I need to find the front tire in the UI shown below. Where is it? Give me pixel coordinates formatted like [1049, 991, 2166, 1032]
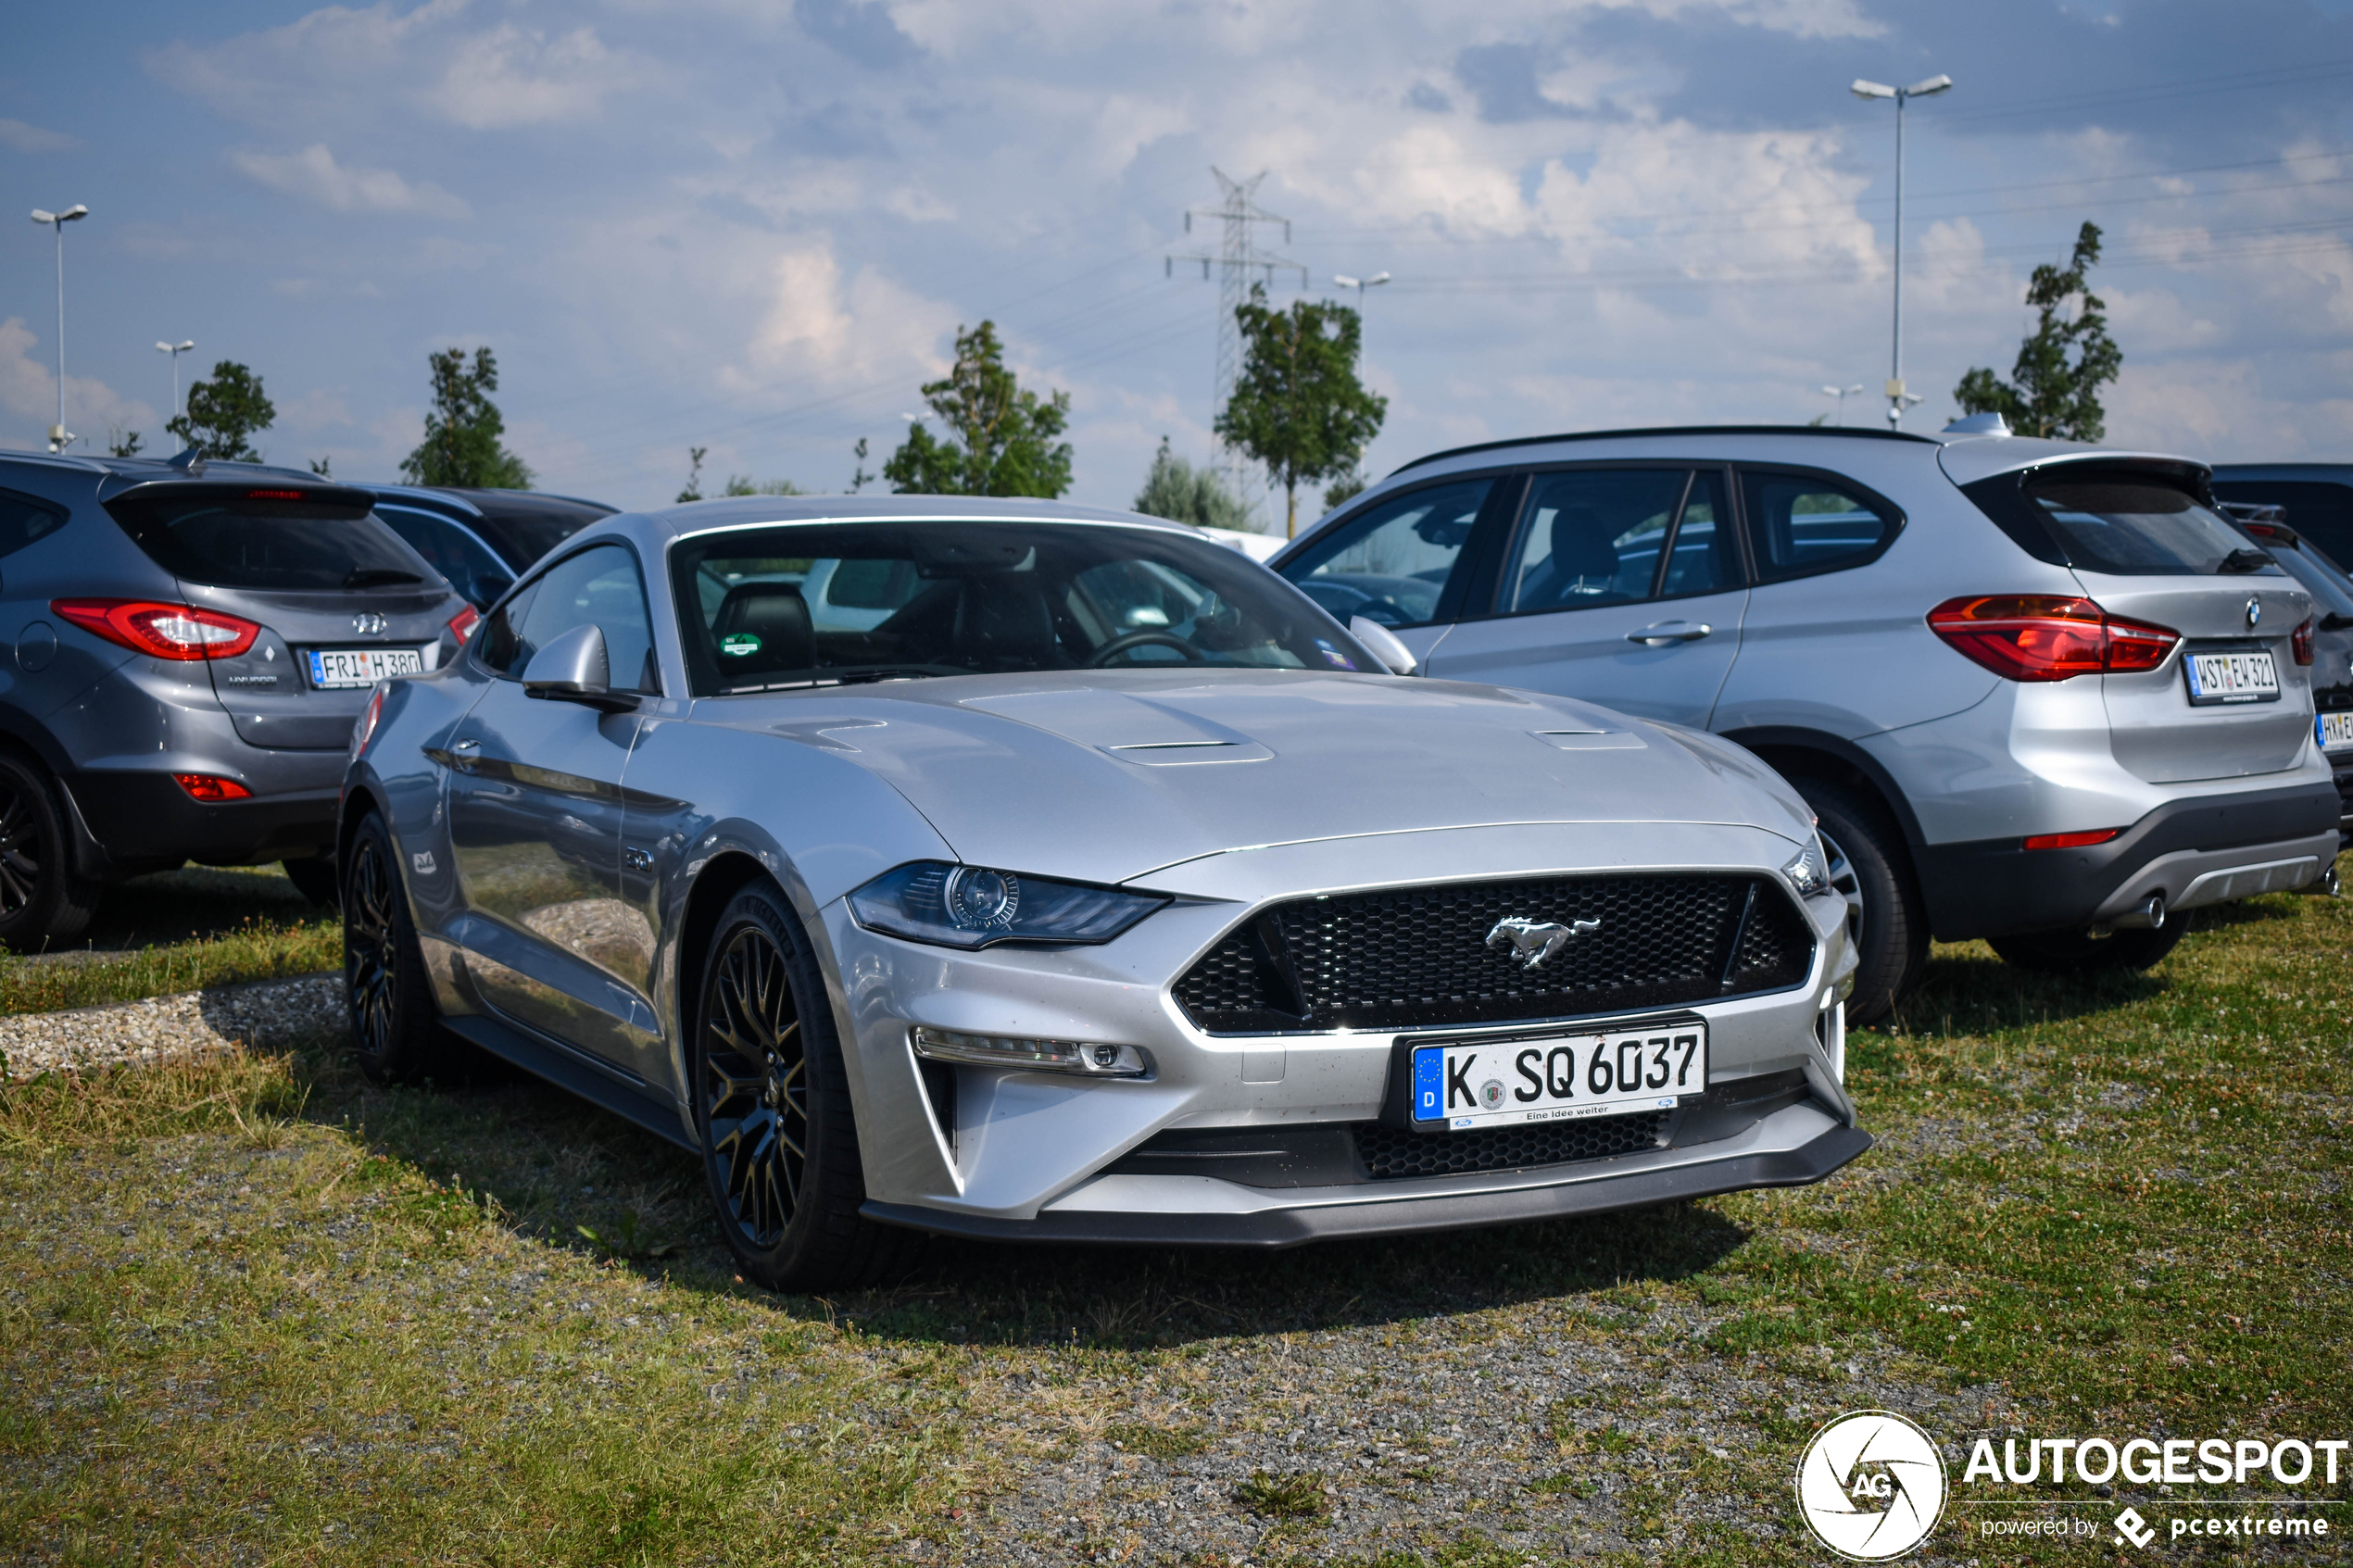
[694, 884, 922, 1292]
[0, 752, 101, 952]
[1987, 920, 2187, 972]
[343, 812, 471, 1085]
[1794, 776, 1927, 1030]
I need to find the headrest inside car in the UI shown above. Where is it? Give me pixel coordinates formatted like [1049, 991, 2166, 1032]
[712, 582, 814, 676]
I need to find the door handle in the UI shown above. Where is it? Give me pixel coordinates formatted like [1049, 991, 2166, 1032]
[1626, 621, 1712, 646]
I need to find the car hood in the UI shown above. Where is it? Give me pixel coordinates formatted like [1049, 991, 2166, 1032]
[694, 669, 1810, 887]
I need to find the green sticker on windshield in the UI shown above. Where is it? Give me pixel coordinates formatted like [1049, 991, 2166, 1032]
[720, 633, 762, 657]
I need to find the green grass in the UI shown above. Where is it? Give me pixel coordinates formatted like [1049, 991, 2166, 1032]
[0, 870, 2347, 1562]
[0, 863, 338, 1014]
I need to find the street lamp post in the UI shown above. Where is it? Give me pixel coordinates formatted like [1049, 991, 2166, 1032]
[1332, 270, 1390, 310]
[157, 340, 195, 428]
[1819, 383, 1865, 425]
[29, 205, 88, 452]
[1850, 75, 1950, 427]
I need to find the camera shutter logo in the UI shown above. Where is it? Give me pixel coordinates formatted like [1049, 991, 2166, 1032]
[1794, 1411, 1947, 1561]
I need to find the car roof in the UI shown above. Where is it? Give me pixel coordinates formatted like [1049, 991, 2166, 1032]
[0, 449, 326, 486]
[1389, 423, 1941, 476]
[635, 493, 1207, 545]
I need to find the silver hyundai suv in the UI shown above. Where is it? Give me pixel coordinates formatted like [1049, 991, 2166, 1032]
[0, 451, 473, 947]
[1272, 420, 2341, 1025]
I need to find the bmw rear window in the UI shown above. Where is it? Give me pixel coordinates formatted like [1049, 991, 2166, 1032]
[2026, 475, 2264, 577]
[105, 484, 432, 592]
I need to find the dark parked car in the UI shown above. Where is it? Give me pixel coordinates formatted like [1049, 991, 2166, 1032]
[2219, 503, 2353, 853]
[363, 485, 615, 609]
[0, 451, 474, 944]
[2212, 465, 2353, 570]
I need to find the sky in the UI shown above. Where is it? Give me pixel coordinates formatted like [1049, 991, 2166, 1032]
[6, 0, 2353, 524]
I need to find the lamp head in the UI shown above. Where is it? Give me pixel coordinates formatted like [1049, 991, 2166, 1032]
[1367, 270, 1391, 286]
[30, 209, 54, 224]
[60, 205, 87, 222]
[1904, 74, 1953, 98]
[1850, 80, 1896, 100]
[1334, 274, 1359, 289]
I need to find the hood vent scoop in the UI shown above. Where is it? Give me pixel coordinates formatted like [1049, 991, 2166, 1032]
[1532, 728, 1646, 751]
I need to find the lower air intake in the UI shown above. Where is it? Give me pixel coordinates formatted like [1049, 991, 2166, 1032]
[1355, 1111, 1669, 1180]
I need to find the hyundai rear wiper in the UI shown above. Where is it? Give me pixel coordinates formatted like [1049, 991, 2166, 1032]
[343, 567, 424, 588]
[2216, 548, 2274, 574]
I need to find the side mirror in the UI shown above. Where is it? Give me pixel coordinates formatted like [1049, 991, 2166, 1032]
[522, 623, 637, 713]
[1349, 614, 1419, 676]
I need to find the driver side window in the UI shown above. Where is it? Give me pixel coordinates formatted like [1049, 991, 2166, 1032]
[1277, 478, 1494, 628]
[480, 544, 661, 692]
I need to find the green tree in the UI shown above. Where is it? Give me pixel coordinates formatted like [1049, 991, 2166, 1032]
[166, 361, 274, 462]
[401, 346, 533, 489]
[723, 475, 804, 496]
[1133, 437, 1250, 531]
[107, 430, 144, 458]
[1322, 470, 1366, 511]
[1215, 285, 1386, 536]
[678, 445, 708, 503]
[883, 321, 1072, 497]
[1954, 221, 2121, 442]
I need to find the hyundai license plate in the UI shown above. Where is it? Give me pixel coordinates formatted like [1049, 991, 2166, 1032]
[307, 646, 423, 689]
[1410, 1022, 1706, 1131]
[2321, 712, 2353, 752]
[2184, 648, 2279, 706]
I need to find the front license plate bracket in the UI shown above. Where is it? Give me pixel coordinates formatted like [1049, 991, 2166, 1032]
[1379, 1013, 1708, 1133]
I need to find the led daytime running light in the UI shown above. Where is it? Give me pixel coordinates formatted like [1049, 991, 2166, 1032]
[912, 1026, 1150, 1078]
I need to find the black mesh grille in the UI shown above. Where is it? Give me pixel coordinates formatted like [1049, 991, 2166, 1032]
[1173, 875, 1814, 1034]
[1355, 1112, 1669, 1180]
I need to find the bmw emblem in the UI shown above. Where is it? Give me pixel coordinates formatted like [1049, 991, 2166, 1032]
[2246, 596, 2262, 630]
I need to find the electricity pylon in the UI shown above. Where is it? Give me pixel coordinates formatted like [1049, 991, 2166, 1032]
[1167, 168, 1305, 521]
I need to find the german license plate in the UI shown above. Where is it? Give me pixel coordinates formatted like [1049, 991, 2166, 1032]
[2320, 711, 2353, 751]
[2184, 648, 2279, 705]
[307, 646, 423, 689]
[1409, 1022, 1706, 1131]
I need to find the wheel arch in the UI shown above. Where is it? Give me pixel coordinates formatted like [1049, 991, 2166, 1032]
[673, 848, 775, 1046]
[1717, 726, 1927, 849]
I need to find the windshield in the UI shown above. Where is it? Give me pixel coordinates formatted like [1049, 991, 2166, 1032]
[2028, 476, 2271, 577]
[107, 486, 434, 592]
[672, 521, 1373, 696]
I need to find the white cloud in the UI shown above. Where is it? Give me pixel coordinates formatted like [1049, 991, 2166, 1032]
[0, 118, 77, 152]
[0, 318, 158, 450]
[429, 22, 628, 129]
[230, 144, 472, 219]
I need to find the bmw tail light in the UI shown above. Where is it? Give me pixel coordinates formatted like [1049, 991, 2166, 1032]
[1926, 596, 2180, 682]
[2293, 614, 2317, 667]
[447, 605, 481, 645]
[52, 598, 262, 661]
[172, 772, 252, 801]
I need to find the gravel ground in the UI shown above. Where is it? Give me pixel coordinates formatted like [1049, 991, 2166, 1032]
[0, 974, 341, 1079]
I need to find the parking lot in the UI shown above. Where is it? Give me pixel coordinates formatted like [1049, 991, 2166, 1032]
[2, 864, 2344, 1564]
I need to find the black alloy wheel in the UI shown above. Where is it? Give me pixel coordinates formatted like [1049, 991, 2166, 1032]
[693, 884, 922, 1292]
[701, 922, 810, 1249]
[0, 752, 101, 952]
[343, 812, 471, 1085]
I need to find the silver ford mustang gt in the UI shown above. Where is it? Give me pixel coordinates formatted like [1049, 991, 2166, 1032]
[338, 496, 1869, 1290]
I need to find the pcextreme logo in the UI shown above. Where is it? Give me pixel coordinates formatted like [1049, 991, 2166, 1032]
[1795, 1411, 1949, 1561]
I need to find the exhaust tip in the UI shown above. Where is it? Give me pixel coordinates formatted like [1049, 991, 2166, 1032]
[2143, 893, 2166, 930]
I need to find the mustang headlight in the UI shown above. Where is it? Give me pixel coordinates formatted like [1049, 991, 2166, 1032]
[848, 860, 1168, 949]
[1782, 839, 1835, 899]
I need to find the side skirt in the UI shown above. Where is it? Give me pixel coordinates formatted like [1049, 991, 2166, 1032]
[442, 1012, 695, 1151]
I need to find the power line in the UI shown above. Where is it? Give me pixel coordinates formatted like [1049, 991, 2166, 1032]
[1166, 168, 1307, 512]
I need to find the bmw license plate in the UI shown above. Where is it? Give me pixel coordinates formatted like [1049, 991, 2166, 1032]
[307, 646, 423, 689]
[2184, 648, 2279, 706]
[2320, 711, 2353, 752]
[1409, 1022, 1706, 1131]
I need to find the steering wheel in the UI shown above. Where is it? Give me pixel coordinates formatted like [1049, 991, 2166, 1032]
[1086, 630, 1205, 667]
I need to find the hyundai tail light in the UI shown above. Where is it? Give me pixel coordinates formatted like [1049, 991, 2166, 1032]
[2023, 828, 2120, 850]
[52, 598, 262, 661]
[1926, 596, 2180, 682]
[447, 605, 481, 644]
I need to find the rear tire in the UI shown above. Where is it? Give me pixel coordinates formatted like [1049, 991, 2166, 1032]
[1793, 776, 1927, 1030]
[693, 883, 923, 1293]
[343, 812, 472, 1085]
[0, 753, 102, 952]
[283, 854, 339, 907]
[1987, 920, 2187, 972]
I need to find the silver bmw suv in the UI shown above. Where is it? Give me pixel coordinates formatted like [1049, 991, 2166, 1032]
[1273, 420, 2341, 1025]
[0, 451, 472, 947]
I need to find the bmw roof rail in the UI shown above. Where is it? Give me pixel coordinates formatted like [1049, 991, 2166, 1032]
[1389, 422, 1941, 476]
